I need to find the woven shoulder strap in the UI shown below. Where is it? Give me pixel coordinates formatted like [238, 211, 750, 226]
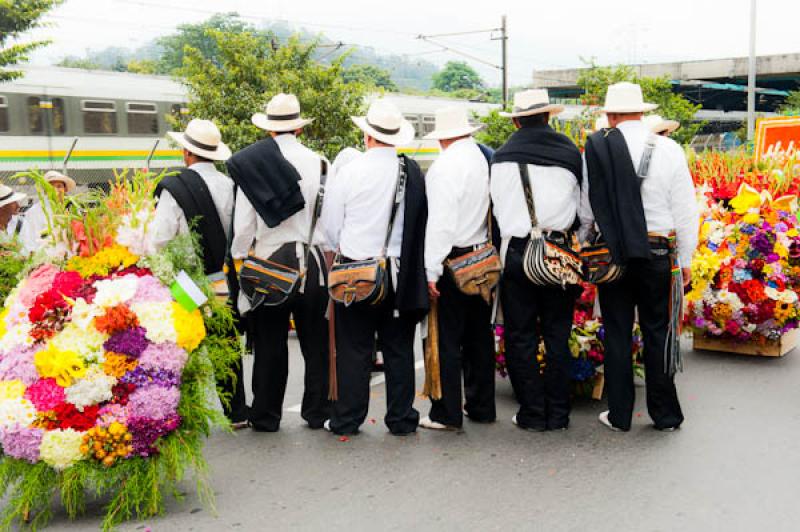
[381, 157, 406, 256]
[517, 163, 539, 231]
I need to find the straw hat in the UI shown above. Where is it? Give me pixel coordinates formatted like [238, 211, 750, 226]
[43, 170, 76, 193]
[499, 89, 564, 118]
[251, 93, 314, 133]
[352, 99, 415, 146]
[602, 82, 658, 113]
[423, 106, 484, 140]
[167, 119, 231, 161]
[0, 184, 26, 209]
[642, 114, 680, 135]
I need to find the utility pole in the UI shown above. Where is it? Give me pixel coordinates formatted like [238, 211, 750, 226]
[500, 15, 508, 108]
[746, 0, 757, 142]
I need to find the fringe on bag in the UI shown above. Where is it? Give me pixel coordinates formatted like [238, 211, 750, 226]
[664, 246, 684, 376]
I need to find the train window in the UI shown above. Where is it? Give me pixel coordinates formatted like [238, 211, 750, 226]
[127, 102, 158, 134]
[51, 98, 66, 134]
[422, 116, 436, 135]
[27, 97, 43, 133]
[82, 100, 117, 134]
[404, 115, 420, 138]
[0, 96, 8, 132]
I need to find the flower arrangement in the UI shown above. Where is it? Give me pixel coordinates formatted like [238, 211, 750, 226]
[687, 177, 800, 342]
[0, 170, 241, 530]
[494, 283, 644, 397]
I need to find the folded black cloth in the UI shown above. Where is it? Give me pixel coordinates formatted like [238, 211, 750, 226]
[226, 137, 305, 228]
[491, 123, 582, 182]
[584, 129, 650, 265]
[395, 155, 430, 321]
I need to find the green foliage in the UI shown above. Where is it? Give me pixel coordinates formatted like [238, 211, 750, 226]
[779, 90, 800, 115]
[0, 240, 25, 303]
[0, 0, 62, 81]
[125, 59, 159, 75]
[177, 30, 366, 159]
[432, 61, 485, 92]
[576, 61, 704, 146]
[56, 57, 102, 70]
[474, 108, 515, 149]
[341, 64, 397, 92]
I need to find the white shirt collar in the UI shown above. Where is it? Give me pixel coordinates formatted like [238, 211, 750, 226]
[274, 133, 299, 148]
[365, 146, 397, 159]
[616, 119, 647, 133]
[444, 137, 475, 152]
[189, 161, 217, 172]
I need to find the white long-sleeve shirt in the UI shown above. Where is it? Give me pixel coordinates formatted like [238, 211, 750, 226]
[18, 202, 48, 254]
[424, 138, 490, 283]
[230, 134, 326, 261]
[490, 161, 580, 238]
[321, 146, 404, 260]
[578, 119, 699, 267]
[150, 161, 234, 251]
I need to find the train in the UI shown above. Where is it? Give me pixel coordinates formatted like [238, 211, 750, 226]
[0, 65, 759, 183]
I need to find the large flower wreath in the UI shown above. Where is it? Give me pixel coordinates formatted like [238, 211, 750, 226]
[0, 171, 240, 530]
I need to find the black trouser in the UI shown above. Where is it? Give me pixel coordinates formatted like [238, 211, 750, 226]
[330, 277, 419, 435]
[598, 254, 683, 431]
[501, 237, 579, 430]
[248, 252, 330, 431]
[428, 253, 496, 427]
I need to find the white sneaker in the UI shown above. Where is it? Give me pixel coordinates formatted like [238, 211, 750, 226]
[419, 416, 459, 431]
[598, 411, 623, 432]
[323, 419, 332, 432]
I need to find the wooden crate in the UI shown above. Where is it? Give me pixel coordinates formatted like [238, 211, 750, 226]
[693, 328, 800, 357]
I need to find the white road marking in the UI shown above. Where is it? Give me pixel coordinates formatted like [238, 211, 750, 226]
[284, 359, 425, 413]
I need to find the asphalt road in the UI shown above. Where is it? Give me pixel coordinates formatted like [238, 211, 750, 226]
[41, 335, 800, 531]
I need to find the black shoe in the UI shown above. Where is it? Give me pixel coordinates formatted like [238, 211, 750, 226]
[512, 415, 546, 432]
[250, 423, 280, 432]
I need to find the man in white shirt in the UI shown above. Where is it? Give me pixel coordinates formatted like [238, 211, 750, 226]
[418, 107, 496, 431]
[228, 93, 331, 432]
[18, 171, 75, 254]
[580, 82, 699, 432]
[0, 184, 26, 240]
[491, 89, 583, 432]
[321, 99, 428, 436]
[152, 118, 249, 428]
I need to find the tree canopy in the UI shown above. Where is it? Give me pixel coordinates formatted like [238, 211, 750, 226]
[178, 30, 366, 160]
[779, 90, 800, 115]
[576, 61, 703, 146]
[432, 61, 485, 92]
[0, 0, 62, 82]
[341, 64, 397, 92]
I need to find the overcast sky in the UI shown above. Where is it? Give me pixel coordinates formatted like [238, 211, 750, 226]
[22, 0, 800, 86]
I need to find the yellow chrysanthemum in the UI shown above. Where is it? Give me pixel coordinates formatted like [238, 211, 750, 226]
[66, 245, 139, 278]
[172, 302, 206, 353]
[34, 344, 87, 387]
[0, 308, 8, 340]
[0, 380, 26, 401]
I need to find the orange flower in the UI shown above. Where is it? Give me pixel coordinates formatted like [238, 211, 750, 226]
[102, 352, 138, 378]
[94, 304, 140, 335]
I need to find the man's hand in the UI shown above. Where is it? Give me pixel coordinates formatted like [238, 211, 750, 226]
[682, 266, 692, 288]
[428, 281, 440, 299]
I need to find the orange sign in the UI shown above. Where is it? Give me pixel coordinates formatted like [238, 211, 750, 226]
[754, 116, 800, 160]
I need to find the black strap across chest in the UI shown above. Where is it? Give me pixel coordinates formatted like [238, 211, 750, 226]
[156, 168, 227, 275]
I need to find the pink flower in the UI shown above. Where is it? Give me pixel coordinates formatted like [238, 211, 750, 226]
[17, 264, 59, 308]
[132, 275, 173, 304]
[137, 342, 188, 374]
[127, 385, 180, 420]
[0, 345, 43, 386]
[24, 378, 66, 411]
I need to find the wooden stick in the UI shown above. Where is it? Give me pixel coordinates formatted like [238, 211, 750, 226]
[422, 297, 442, 400]
[324, 251, 338, 401]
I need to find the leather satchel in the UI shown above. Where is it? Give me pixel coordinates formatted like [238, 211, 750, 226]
[239, 160, 328, 308]
[579, 133, 657, 284]
[518, 163, 583, 287]
[328, 158, 406, 307]
[444, 217, 501, 304]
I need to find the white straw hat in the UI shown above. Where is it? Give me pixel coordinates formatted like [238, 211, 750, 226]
[602, 82, 658, 113]
[0, 184, 26, 209]
[423, 106, 484, 140]
[500, 89, 564, 118]
[251, 93, 314, 133]
[43, 170, 76, 193]
[352, 99, 415, 146]
[167, 119, 231, 161]
[642, 114, 680, 135]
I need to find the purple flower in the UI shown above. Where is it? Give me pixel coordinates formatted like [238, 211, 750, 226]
[104, 326, 149, 357]
[127, 385, 180, 420]
[120, 366, 180, 388]
[766, 253, 780, 264]
[138, 342, 188, 374]
[132, 275, 172, 304]
[750, 233, 773, 256]
[0, 425, 44, 463]
[0, 345, 43, 386]
[127, 414, 180, 457]
[775, 222, 789, 233]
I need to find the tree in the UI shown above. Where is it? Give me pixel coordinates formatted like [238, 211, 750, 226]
[0, 0, 62, 82]
[474, 109, 515, 149]
[157, 13, 273, 74]
[178, 30, 366, 160]
[576, 61, 703, 146]
[779, 90, 800, 115]
[341, 64, 397, 92]
[432, 61, 485, 92]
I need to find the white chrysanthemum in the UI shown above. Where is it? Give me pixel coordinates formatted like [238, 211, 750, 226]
[0, 397, 36, 429]
[116, 210, 157, 257]
[64, 366, 116, 411]
[0, 321, 34, 353]
[716, 290, 744, 312]
[39, 429, 84, 470]
[51, 322, 106, 362]
[130, 301, 176, 344]
[93, 276, 138, 308]
[70, 297, 102, 330]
